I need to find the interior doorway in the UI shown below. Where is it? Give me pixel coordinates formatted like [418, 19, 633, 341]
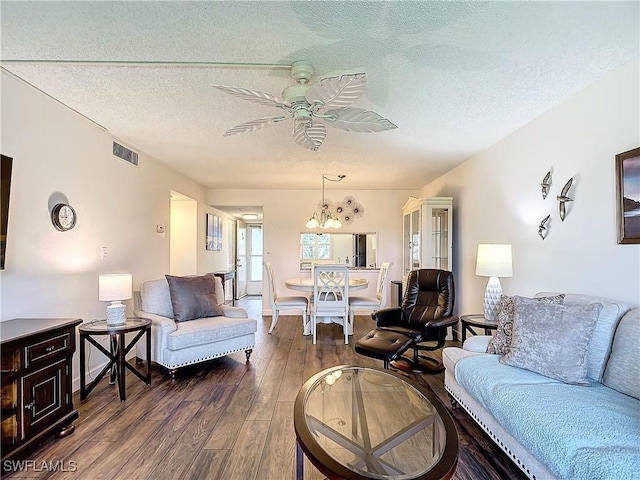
[246, 224, 263, 295]
[169, 191, 197, 275]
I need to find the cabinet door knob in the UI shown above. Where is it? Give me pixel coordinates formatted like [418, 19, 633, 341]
[24, 401, 35, 411]
[45, 346, 55, 353]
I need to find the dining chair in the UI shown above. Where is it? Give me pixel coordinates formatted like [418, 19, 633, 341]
[311, 264, 350, 344]
[348, 261, 392, 325]
[311, 259, 336, 274]
[263, 261, 310, 334]
[349, 262, 393, 325]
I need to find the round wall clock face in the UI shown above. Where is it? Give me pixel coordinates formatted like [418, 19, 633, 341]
[51, 203, 77, 231]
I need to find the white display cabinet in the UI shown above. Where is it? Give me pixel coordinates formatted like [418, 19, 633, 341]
[402, 197, 453, 279]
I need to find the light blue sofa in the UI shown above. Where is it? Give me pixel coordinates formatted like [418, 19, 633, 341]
[443, 294, 639, 480]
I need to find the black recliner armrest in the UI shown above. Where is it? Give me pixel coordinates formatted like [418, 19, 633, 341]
[371, 307, 402, 327]
[426, 315, 459, 329]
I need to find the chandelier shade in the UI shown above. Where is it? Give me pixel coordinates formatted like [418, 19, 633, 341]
[306, 175, 345, 229]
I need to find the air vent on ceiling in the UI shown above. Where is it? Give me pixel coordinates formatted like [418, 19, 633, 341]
[112, 141, 139, 166]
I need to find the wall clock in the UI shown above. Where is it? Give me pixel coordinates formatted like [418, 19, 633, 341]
[51, 203, 77, 231]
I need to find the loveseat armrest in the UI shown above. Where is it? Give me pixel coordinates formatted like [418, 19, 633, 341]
[220, 305, 249, 318]
[133, 310, 178, 335]
[463, 335, 492, 353]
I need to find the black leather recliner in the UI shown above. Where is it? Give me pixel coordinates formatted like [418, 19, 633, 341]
[355, 269, 458, 372]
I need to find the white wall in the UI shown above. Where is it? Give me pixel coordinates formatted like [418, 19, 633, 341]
[0, 70, 230, 389]
[207, 188, 416, 312]
[170, 195, 197, 275]
[419, 59, 640, 316]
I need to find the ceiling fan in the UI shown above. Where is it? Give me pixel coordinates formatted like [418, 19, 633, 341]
[212, 60, 397, 151]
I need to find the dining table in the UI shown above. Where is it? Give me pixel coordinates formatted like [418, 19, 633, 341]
[285, 276, 369, 335]
[285, 277, 369, 293]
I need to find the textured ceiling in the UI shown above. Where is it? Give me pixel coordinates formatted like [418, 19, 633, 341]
[1, 1, 638, 190]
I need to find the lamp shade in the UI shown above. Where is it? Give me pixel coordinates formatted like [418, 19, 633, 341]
[99, 274, 132, 302]
[475, 244, 513, 278]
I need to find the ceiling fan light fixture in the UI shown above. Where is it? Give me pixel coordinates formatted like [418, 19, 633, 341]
[214, 60, 397, 151]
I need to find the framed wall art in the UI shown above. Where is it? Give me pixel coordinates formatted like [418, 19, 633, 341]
[214, 214, 222, 251]
[206, 213, 222, 251]
[615, 147, 640, 244]
[206, 213, 215, 250]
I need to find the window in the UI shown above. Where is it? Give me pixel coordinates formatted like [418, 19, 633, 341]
[301, 233, 332, 261]
[249, 225, 263, 281]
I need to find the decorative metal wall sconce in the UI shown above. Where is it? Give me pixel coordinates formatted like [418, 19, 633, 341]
[335, 196, 364, 225]
[541, 171, 552, 199]
[538, 214, 550, 240]
[557, 178, 574, 221]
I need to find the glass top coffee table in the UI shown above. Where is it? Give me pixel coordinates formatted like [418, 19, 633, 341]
[294, 366, 458, 480]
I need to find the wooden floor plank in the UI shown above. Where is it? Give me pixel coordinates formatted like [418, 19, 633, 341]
[256, 401, 295, 478]
[218, 420, 270, 480]
[48, 441, 112, 480]
[111, 400, 204, 479]
[72, 419, 162, 479]
[181, 450, 229, 480]
[4, 297, 528, 480]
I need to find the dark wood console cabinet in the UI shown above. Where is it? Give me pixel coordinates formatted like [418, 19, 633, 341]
[1, 318, 82, 465]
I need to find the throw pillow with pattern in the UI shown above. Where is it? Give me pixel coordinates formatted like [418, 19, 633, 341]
[486, 293, 565, 355]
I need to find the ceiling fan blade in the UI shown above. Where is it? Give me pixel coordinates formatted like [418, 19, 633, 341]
[223, 115, 291, 136]
[306, 73, 367, 109]
[322, 108, 397, 132]
[292, 121, 326, 151]
[212, 85, 288, 109]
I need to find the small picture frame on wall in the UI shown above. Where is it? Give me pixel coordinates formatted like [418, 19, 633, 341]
[206, 213, 215, 250]
[207, 213, 222, 251]
[615, 147, 640, 244]
[214, 215, 222, 251]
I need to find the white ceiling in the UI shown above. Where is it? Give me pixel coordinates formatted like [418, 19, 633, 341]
[1, 2, 638, 190]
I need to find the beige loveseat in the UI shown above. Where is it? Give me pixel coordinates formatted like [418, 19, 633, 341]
[133, 275, 257, 378]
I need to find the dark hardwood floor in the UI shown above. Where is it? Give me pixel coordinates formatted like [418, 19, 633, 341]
[4, 297, 528, 480]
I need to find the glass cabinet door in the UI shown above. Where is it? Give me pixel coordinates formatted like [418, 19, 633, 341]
[403, 213, 411, 277]
[428, 206, 450, 270]
[402, 197, 453, 277]
[411, 209, 421, 270]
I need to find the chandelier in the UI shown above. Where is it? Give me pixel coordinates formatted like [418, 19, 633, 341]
[305, 174, 346, 229]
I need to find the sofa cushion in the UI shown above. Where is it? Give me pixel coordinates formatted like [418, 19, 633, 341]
[166, 316, 257, 351]
[538, 293, 633, 382]
[166, 274, 224, 322]
[487, 294, 565, 355]
[602, 308, 640, 400]
[500, 297, 601, 385]
[140, 279, 175, 318]
[455, 354, 640, 480]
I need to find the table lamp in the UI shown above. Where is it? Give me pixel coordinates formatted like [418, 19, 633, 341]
[99, 273, 132, 326]
[475, 244, 513, 321]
